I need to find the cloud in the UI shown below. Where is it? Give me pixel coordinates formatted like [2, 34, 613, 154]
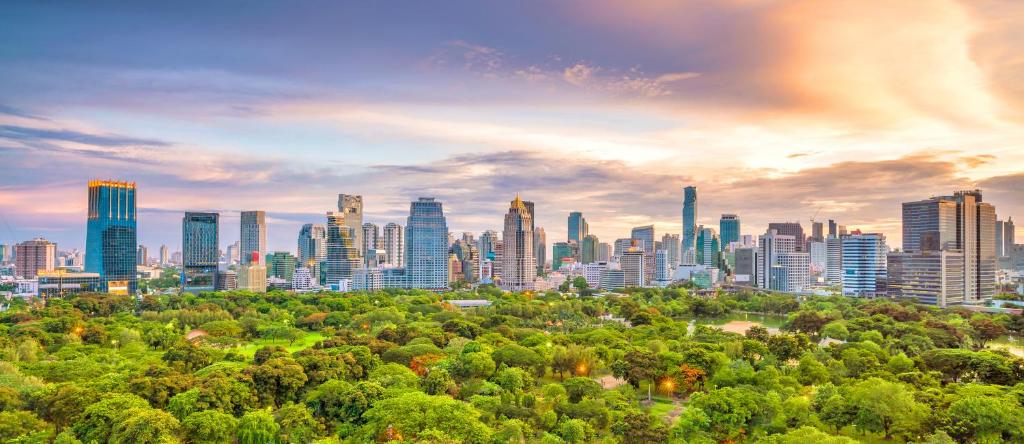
[0, 124, 171, 148]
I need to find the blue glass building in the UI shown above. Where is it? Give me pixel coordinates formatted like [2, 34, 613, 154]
[567, 211, 587, 244]
[682, 186, 698, 255]
[405, 198, 449, 290]
[85, 180, 137, 295]
[719, 214, 740, 250]
[182, 212, 219, 293]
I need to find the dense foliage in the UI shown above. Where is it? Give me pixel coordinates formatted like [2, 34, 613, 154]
[1, 285, 1023, 443]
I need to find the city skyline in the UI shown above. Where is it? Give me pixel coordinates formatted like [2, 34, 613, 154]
[2, 1, 1024, 253]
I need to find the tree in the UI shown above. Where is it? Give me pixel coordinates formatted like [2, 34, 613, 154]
[109, 407, 182, 444]
[847, 378, 925, 440]
[611, 348, 659, 388]
[572, 276, 588, 291]
[183, 410, 238, 444]
[818, 395, 855, 434]
[760, 426, 860, 444]
[611, 410, 669, 444]
[558, 418, 594, 443]
[944, 395, 1024, 443]
[492, 344, 546, 375]
[275, 403, 324, 443]
[73, 394, 150, 443]
[0, 411, 48, 442]
[162, 341, 213, 372]
[969, 318, 1007, 349]
[245, 357, 308, 407]
[237, 410, 279, 444]
[795, 354, 830, 385]
[360, 392, 492, 443]
[562, 377, 603, 403]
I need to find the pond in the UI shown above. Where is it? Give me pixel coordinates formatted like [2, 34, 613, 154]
[680, 312, 789, 335]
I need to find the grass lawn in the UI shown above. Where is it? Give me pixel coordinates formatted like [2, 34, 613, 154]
[234, 331, 326, 358]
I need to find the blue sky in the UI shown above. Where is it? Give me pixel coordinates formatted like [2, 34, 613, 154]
[2, 0, 1023, 255]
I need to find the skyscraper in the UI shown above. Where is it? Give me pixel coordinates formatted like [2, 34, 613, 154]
[902, 190, 996, 302]
[85, 180, 137, 294]
[696, 227, 720, 267]
[478, 230, 498, 261]
[15, 238, 55, 279]
[811, 221, 824, 242]
[551, 242, 576, 270]
[182, 212, 219, 293]
[405, 198, 449, 290]
[567, 212, 588, 244]
[826, 236, 843, 285]
[631, 225, 655, 255]
[841, 232, 888, 297]
[768, 222, 806, 252]
[362, 222, 380, 255]
[581, 234, 600, 264]
[757, 229, 799, 291]
[534, 227, 547, 274]
[338, 194, 364, 257]
[136, 245, 148, 266]
[661, 234, 680, 267]
[383, 222, 405, 267]
[501, 195, 536, 291]
[719, 214, 740, 250]
[620, 241, 646, 287]
[996, 219, 1005, 258]
[159, 245, 169, 266]
[267, 251, 297, 282]
[325, 212, 361, 287]
[1006, 217, 1016, 252]
[240, 211, 266, 265]
[682, 186, 698, 257]
[0, 244, 11, 264]
[298, 223, 327, 282]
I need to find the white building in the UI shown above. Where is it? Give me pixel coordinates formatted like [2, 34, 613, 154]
[841, 232, 888, 297]
[292, 267, 314, 291]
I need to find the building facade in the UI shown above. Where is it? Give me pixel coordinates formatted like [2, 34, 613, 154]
[382, 222, 405, 267]
[719, 214, 740, 251]
[182, 212, 219, 294]
[501, 196, 536, 291]
[240, 210, 267, 265]
[338, 194, 364, 257]
[841, 232, 888, 297]
[298, 223, 327, 284]
[325, 212, 361, 286]
[85, 180, 137, 294]
[567, 212, 588, 244]
[15, 238, 55, 279]
[682, 186, 698, 257]
[405, 198, 449, 290]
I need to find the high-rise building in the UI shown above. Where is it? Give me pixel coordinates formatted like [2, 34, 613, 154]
[811, 221, 824, 243]
[682, 186, 698, 257]
[809, 241, 827, 275]
[768, 222, 806, 252]
[654, 249, 671, 282]
[240, 211, 267, 265]
[734, 247, 756, 284]
[719, 215, 740, 251]
[0, 244, 11, 264]
[567, 212, 588, 244]
[888, 250, 965, 307]
[297, 223, 327, 284]
[182, 212, 219, 294]
[756, 229, 798, 291]
[292, 268, 314, 291]
[492, 240, 504, 280]
[1006, 217, 1016, 251]
[552, 242, 576, 270]
[382, 223, 405, 267]
[841, 232, 888, 297]
[137, 245, 148, 266]
[523, 201, 536, 231]
[613, 238, 633, 259]
[226, 241, 240, 264]
[267, 251, 296, 282]
[826, 236, 843, 285]
[631, 225, 655, 255]
[597, 242, 612, 262]
[325, 212, 361, 287]
[534, 227, 547, 274]
[478, 230, 498, 261]
[620, 241, 647, 287]
[581, 234, 600, 264]
[996, 219, 1005, 258]
[501, 195, 536, 291]
[215, 270, 237, 291]
[159, 245, 169, 267]
[696, 227, 720, 267]
[661, 234, 680, 267]
[238, 251, 267, 292]
[775, 252, 810, 293]
[15, 238, 55, 279]
[85, 180, 137, 294]
[338, 194, 364, 257]
[362, 223, 380, 255]
[902, 190, 996, 302]
[405, 198, 449, 290]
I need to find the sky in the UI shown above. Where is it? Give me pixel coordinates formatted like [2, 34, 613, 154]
[2, 0, 1023, 255]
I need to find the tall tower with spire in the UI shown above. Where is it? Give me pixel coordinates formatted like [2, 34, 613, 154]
[501, 195, 536, 291]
